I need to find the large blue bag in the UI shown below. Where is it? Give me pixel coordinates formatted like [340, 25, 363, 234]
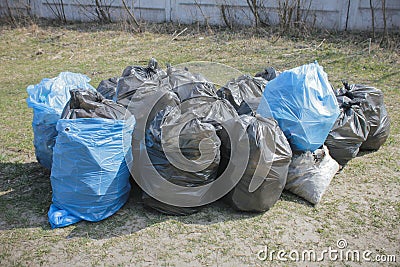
[48, 116, 135, 228]
[257, 63, 340, 152]
[26, 72, 94, 169]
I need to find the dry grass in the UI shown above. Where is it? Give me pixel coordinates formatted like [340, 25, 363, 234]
[0, 21, 399, 266]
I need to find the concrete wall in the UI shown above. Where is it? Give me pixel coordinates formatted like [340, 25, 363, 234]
[0, 0, 399, 31]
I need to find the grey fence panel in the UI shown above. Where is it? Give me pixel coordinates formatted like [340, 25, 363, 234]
[0, 0, 399, 31]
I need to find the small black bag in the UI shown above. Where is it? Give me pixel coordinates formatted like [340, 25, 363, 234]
[336, 83, 390, 151]
[325, 96, 370, 166]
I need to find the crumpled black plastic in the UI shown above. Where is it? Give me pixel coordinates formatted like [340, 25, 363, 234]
[96, 77, 118, 100]
[237, 97, 261, 116]
[224, 114, 292, 212]
[143, 96, 242, 215]
[325, 96, 370, 166]
[114, 59, 179, 140]
[166, 65, 217, 102]
[336, 82, 390, 151]
[61, 89, 131, 120]
[122, 58, 162, 78]
[146, 105, 221, 187]
[255, 66, 279, 81]
[114, 58, 168, 108]
[217, 75, 267, 110]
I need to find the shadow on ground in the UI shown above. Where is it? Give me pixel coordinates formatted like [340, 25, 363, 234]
[0, 162, 51, 230]
[0, 161, 310, 240]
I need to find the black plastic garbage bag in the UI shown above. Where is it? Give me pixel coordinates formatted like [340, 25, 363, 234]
[146, 106, 221, 186]
[217, 75, 266, 110]
[166, 66, 217, 102]
[255, 66, 279, 81]
[143, 101, 220, 215]
[142, 108, 212, 215]
[337, 83, 390, 151]
[225, 114, 292, 212]
[62, 89, 129, 120]
[325, 96, 370, 166]
[121, 58, 164, 79]
[237, 97, 261, 116]
[285, 146, 339, 205]
[119, 80, 180, 141]
[96, 77, 118, 100]
[141, 96, 245, 215]
[114, 59, 179, 141]
[113, 60, 197, 216]
[114, 58, 167, 108]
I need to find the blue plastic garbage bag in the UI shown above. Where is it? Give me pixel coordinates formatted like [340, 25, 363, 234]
[48, 116, 135, 228]
[26, 72, 95, 169]
[257, 62, 340, 152]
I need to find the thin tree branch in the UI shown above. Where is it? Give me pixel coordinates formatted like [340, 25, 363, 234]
[121, 0, 139, 28]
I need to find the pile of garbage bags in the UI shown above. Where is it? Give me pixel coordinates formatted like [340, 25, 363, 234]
[26, 59, 390, 228]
